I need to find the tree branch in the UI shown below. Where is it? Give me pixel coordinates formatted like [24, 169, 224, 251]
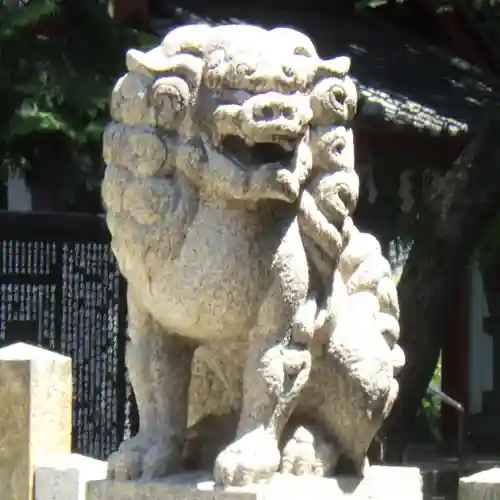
[451, 0, 500, 73]
[384, 103, 500, 461]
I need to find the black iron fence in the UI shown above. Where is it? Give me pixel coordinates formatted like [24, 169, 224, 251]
[0, 210, 138, 460]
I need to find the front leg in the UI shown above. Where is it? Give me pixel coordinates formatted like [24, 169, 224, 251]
[214, 278, 314, 486]
[107, 288, 196, 480]
[214, 335, 312, 486]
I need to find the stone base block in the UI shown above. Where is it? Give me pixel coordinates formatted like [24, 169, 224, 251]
[35, 454, 107, 500]
[87, 466, 422, 500]
[459, 467, 500, 500]
[0, 343, 72, 500]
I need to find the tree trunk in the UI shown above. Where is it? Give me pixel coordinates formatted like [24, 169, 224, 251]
[383, 105, 500, 462]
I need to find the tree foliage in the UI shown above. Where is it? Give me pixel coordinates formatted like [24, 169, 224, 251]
[0, 0, 159, 208]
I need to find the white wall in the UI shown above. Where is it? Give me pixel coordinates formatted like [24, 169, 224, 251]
[468, 262, 494, 415]
[7, 173, 32, 211]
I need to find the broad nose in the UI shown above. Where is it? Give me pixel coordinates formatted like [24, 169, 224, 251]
[252, 102, 296, 122]
[241, 92, 312, 139]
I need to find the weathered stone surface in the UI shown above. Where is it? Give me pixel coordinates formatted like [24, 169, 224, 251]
[102, 23, 403, 487]
[0, 342, 72, 500]
[35, 454, 107, 500]
[459, 467, 500, 500]
[88, 467, 422, 500]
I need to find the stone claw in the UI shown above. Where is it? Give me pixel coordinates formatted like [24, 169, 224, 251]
[214, 430, 281, 487]
[106, 433, 182, 481]
[280, 425, 338, 477]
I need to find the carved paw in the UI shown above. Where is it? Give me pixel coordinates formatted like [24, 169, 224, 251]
[213, 430, 281, 486]
[107, 433, 182, 480]
[252, 164, 300, 202]
[275, 168, 301, 202]
[281, 426, 338, 477]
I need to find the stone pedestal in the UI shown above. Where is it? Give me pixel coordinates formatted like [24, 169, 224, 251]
[459, 467, 500, 500]
[35, 454, 108, 500]
[0, 343, 72, 500]
[87, 466, 422, 500]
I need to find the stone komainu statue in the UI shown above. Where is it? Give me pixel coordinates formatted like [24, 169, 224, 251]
[102, 23, 404, 487]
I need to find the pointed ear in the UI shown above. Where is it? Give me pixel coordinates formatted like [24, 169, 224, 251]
[126, 48, 204, 90]
[125, 48, 171, 76]
[315, 56, 351, 81]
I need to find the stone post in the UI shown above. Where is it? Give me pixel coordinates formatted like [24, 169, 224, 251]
[35, 454, 107, 500]
[459, 468, 500, 500]
[0, 342, 72, 500]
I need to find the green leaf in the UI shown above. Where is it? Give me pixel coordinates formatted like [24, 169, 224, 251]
[0, 0, 160, 204]
[8, 100, 70, 137]
[0, 0, 59, 40]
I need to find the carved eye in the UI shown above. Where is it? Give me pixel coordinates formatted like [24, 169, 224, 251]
[236, 63, 255, 76]
[330, 86, 346, 106]
[282, 65, 294, 78]
[330, 138, 346, 156]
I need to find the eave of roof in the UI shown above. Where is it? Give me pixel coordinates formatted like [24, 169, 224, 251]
[356, 85, 470, 136]
[150, 6, 498, 138]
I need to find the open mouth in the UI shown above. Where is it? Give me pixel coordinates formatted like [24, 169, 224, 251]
[219, 135, 296, 169]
